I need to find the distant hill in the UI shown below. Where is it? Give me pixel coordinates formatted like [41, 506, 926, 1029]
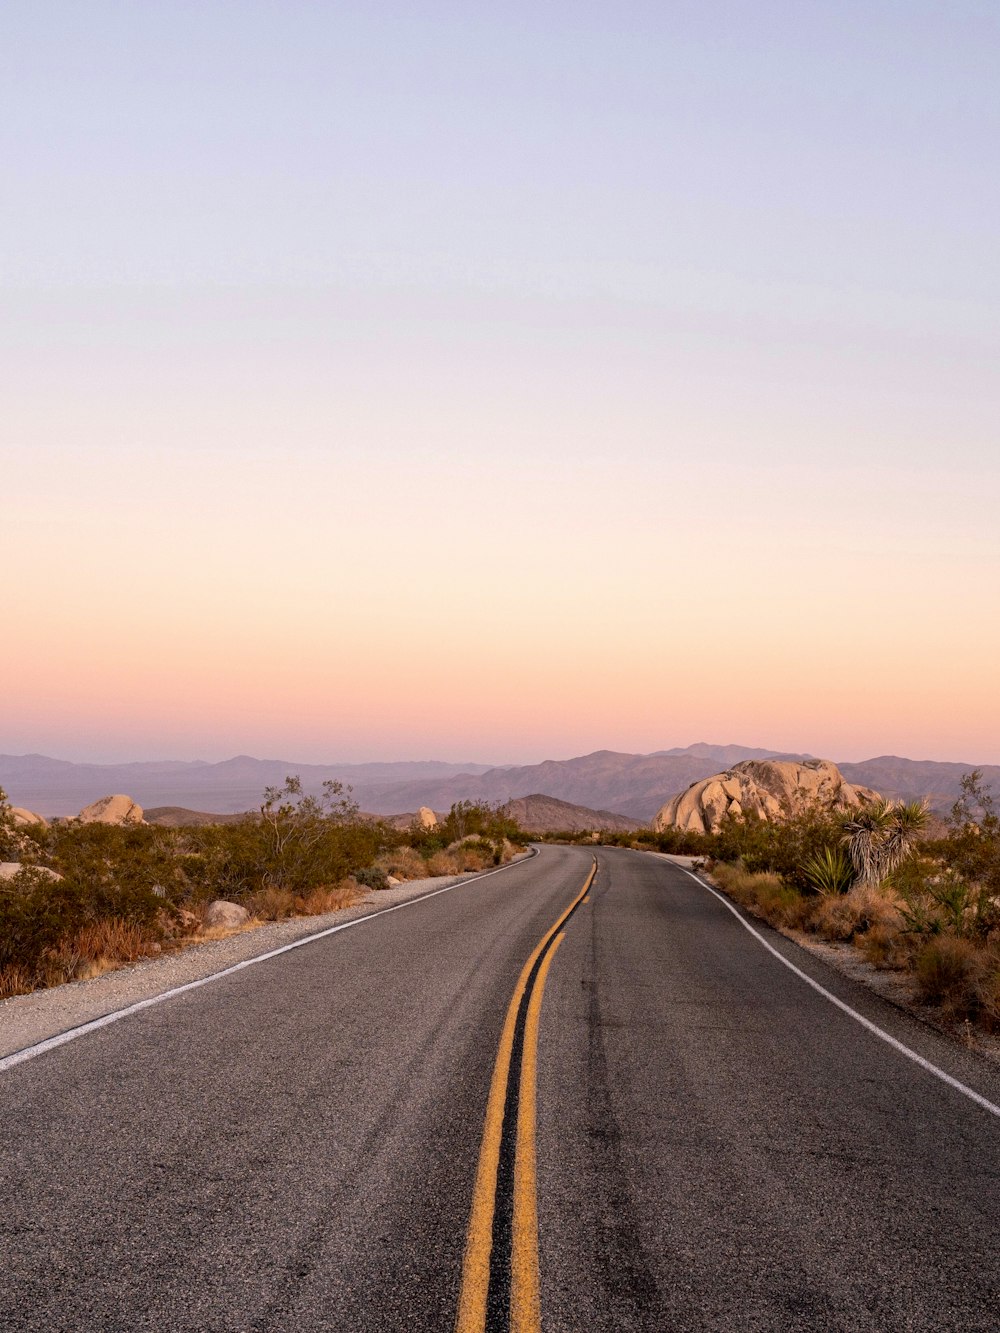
[501, 794, 643, 833]
[838, 756, 1000, 811]
[355, 750, 729, 821]
[3, 745, 997, 821]
[654, 742, 799, 764]
[143, 807, 250, 827]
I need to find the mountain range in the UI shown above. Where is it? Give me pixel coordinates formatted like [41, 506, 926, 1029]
[2, 744, 996, 821]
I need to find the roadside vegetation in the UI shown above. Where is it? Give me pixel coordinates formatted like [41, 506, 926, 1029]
[0, 784, 524, 999]
[543, 773, 1000, 1035]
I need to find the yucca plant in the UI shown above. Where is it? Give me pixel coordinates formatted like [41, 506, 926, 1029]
[843, 800, 928, 888]
[801, 845, 855, 896]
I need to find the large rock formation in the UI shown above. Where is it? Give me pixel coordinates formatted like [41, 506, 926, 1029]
[653, 759, 878, 835]
[78, 795, 145, 826]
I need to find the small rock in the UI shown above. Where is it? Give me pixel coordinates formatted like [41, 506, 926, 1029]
[386, 875, 402, 887]
[203, 899, 250, 929]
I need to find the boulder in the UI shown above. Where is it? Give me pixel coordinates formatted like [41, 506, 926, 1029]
[653, 759, 879, 835]
[203, 899, 250, 930]
[417, 806, 438, 829]
[0, 862, 63, 882]
[78, 795, 145, 826]
[9, 808, 49, 829]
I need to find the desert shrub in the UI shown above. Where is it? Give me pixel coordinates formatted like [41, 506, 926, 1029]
[976, 958, 1000, 1032]
[809, 885, 901, 942]
[50, 821, 180, 925]
[892, 854, 998, 940]
[914, 936, 984, 1017]
[631, 827, 711, 856]
[0, 868, 86, 976]
[709, 862, 812, 930]
[376, 846, 428, 881]
[860, 922, 917, 970]
[703, 807, 850, 893]
[354, 865, 389, 891]
[186, 777, 387, 900]
[933, 770, 1000, 892]
[427, 850, 460, 877]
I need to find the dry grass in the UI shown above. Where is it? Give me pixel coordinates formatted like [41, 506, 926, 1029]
[248, 881, 361, 921]
[2, 918, 163, 992]
[297, 882, 361, 916]
[0, 964, 32, 999]
[808, 885, 902, 943]
[709, 862, 812, 929]
[376, 847, 429, 881]
[859, 922, 918, 970]
[914, 936, 993, 1022]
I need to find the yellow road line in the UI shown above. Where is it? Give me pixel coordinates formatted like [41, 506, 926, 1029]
[511, 931, 565, 1333]
[455, 862, 595, 1333]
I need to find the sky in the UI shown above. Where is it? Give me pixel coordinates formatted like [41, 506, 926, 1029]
[3, 2, 999, 766]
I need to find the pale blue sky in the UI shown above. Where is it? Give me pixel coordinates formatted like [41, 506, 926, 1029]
[3, 3, 999, 763]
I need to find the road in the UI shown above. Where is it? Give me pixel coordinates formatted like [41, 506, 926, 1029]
[1, 845, 998, 1331]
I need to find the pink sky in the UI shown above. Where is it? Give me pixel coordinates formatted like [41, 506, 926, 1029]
[3, 6, 999, 767]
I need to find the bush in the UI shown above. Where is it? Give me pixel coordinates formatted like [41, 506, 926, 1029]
[354, 865, 389, 891]
[0, 868, 86, 976]
[809, 886, 900, 942]
[709, 862, 812, 930]
[914, 936, 984, 1017]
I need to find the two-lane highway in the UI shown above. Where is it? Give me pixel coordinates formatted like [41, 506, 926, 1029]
[1, 846, 998, 1330]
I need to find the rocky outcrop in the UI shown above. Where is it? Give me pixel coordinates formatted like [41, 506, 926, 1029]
[203, 900, 250, 930]
[653, 759, 879, 835]
[416, 806, 438, 829]
[77, 795, 145, 826]
[0, 862, 62, 882]
[9, 807, 49, 828]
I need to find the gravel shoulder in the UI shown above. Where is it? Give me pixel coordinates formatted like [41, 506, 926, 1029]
[0, 858, 531, 1061]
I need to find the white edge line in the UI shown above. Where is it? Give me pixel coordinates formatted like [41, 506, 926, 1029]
[0, 850, 539, 1075]
[677, 866, 1000, 1120]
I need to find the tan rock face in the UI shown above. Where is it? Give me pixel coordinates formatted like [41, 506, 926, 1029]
[417, 806, 438, 829]
[9, 807, 49, 828]
[77, 794, 145, 826]
[203, 899, 250, 930]
[652, 759, 879, 834]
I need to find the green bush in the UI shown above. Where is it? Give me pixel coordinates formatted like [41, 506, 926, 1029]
[0, 868, 86, 975]
[354, 865, 389, 891]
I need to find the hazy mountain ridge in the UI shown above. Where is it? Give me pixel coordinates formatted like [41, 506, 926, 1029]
[0, 754, 498, 816]
[3, 746, 997, 821]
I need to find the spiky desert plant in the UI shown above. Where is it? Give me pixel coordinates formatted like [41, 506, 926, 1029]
[843, 800, 928, 888]
[801, 845, 855, 896]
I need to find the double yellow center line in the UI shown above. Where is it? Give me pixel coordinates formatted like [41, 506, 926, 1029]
[455, 859, 597, 1333]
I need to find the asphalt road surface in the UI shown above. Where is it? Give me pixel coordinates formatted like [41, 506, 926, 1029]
[2, 846, 998, 1331]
